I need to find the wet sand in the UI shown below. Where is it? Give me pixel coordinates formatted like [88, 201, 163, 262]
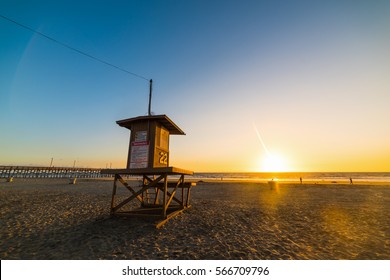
[0, 178, 389, 259]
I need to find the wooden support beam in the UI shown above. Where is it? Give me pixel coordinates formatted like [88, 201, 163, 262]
[114, 212, 161, 218]
[156, 208, 186, 229]
[165, 178, 181, 208]
[116, 174, 143, 203]
[152, 182, 196, 189]
[186, 187, 191, 207]
[110, 176, 118, 212]
[144, 174, 165, 189]
[162, 175, 168, 218]
[153, 187, 160, 205]
[166, 190, 183, 205]
[112, 184, 150, 213]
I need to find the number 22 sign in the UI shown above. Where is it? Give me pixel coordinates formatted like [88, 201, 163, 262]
[159, 151, 168, 165]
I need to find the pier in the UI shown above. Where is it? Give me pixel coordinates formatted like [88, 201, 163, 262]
[0, 166, 113, 179]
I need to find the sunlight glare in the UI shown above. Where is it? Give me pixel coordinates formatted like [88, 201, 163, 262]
[261, 153, 288, 172]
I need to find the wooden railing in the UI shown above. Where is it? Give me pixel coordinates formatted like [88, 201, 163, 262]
[0, 166, 113, 179]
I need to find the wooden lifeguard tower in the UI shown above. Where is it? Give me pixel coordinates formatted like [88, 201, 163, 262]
[101, 114, 195, 228]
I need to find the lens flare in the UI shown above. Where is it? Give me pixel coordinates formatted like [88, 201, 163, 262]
[253, 123, 289, 172]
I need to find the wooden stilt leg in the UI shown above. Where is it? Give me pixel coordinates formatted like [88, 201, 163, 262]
[181, 186, 184, 207]
[180, 175, 184, 207]
[162, 175, 168, 219]
[154, 187, 160, 204]
[110, 175, 118, 214]
[142, 175, 146, 206]
[186, 187, 191, 207]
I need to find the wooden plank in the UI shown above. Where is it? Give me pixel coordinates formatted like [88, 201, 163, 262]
[153, 187, 160, 205]
[166, 190, 182, 205]
[144, 174, 165, 188]
[110, 176, 117, 212]
[114, 212, 161, 218]
[165, 180, 180, 209]
[186, 188, 191, 207]
[143, 175, 154, 183]
[156, 208, 186, 229]
[101, 166, 193, 175]
[164, 175, 184, 208]
[112, 184, 150, 212]
[116, 174, 143, 203]
[162, 175, 168, 218]
[151, 182, 196, 189]
[121, 207, 163, 213]
[142, 174, 165, 207]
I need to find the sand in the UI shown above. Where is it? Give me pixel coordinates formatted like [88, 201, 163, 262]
[0, 178, 389, 260]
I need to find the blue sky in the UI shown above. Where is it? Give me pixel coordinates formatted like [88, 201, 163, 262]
[1, 0, 390, 171]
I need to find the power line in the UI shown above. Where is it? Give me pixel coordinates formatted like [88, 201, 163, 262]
[0, 14, 149, 81]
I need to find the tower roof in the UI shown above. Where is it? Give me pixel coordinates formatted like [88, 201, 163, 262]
[116, 114, 185, 135]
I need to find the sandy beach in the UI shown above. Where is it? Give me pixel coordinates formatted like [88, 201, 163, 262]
[0, 178, 389, 260]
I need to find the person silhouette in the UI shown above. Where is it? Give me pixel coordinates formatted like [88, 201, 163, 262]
[300, 177, 302, 184]
[350, 177, 353, 184]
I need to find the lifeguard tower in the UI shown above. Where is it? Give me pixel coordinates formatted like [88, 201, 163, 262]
[118, 114, 183, 170]
[101, 113, 195, 228]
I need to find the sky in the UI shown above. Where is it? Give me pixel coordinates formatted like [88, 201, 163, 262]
[1, 0, 390, 172]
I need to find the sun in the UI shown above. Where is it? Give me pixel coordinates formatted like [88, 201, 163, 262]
[261, 153, 288, 172]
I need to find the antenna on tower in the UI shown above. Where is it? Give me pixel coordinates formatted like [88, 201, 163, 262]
[148, 79, 153, 116]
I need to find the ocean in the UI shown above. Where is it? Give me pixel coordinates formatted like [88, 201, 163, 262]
[192, 172, 390, 183]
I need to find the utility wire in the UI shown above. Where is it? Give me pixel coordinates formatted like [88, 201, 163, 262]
[0, 14, 149, 81]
